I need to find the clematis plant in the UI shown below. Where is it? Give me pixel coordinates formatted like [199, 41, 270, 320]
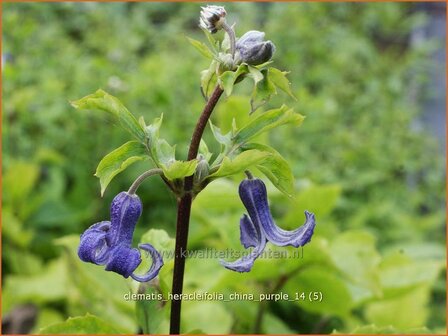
[72, 5, 315, 335]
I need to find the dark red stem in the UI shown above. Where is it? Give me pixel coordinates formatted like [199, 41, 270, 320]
[169, 86, 224, 334]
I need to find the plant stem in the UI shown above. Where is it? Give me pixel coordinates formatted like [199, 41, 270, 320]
[128, 168, 164, 195]
[222, 22, 236, 58]
[169, 85, 224, 334]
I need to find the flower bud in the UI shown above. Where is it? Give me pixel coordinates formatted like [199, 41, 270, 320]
[217, 52, 235, 73]
[235, 30, 276, 65]
[194, 157, 210, 184]
[199, 5, 227, 34]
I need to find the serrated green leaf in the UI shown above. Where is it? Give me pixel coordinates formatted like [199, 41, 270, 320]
[144, 114, 177, 168]
[250, 69, 277, 113]
[186, 36, 214, 59]
[219, 64, 249, 96]
[201, 61, 218, 99]
[71, 89, 145, 143]
[269, 67, 296, 99]
[233, 105, 304, 145]
[248, 65, 264, 84]
[144, 114, 163, 160]
[209, 121, 232, 149]
[202, 28, 219, 53]
[199, 139, 213, 162]
[156, 139, 176, 166]
[95, 141, 148, 196]
[209, 149, 271, 179]
[40, 314, 120, 334]
[221, 31, 231, 52]
[242, 143, 294, 197]
[161, 159, 198, 180]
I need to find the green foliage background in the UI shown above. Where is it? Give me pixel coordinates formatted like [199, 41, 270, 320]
[2, 2, 446, 334]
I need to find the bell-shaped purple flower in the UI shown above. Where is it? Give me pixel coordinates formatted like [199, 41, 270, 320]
[220, 177, 316, 273]
[78, 192, 163, 282]
[235, 30, 276, 65]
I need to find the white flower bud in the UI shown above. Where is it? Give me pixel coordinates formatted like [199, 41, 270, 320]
[199, 5, 227, 34]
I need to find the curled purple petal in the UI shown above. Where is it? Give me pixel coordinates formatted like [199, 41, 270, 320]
[105, 245, 142, 278]
[220, 215, 267, 273]
[239, 178, 316, 248]
[106, 192, 142, 247]
[78, 221, 111, 265]
[131, 243, 164, 282]
[240, 214, 259, 248]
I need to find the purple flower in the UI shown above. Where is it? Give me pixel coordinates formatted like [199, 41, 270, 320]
[220, 177, 316, 272]
[235, 30, 276, 65]
[78, 192, 163, 282]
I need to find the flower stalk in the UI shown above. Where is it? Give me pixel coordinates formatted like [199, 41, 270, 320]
[169, 85, 224, 334]
[128, 168, 164, 195]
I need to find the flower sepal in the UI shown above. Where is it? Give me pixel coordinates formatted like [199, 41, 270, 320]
[78, 192, 164, 282]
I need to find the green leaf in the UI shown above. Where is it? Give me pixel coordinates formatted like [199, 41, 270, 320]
[143, 114, 177, 168]
[284, 266, 353, 317]
[3, 161, 39, 207]
[219, 71, 236, 97]
[242, 143, 294, 196]
[233, 105, 304, 146]
[31, 309, 64, 334]
[379, 253, 443, 296]
[2, 209, 33, 248]
[247, 65, 264, 84]
[263, 313, 295, 334]
[330, 231, 382, 303]
[40, 314, 120, 334]
[209, 149, 271, 179]
[199, 139, 213, 162]
[186, 36, 214, 59]
[55, 236, 136, 333]
[140, 229, 175, 253]
[269, 67, 296, 99]
[343, 324, 431, 334]
[201, 28, 219, 54]
[201, 61, 218, 99]
[135, 284, 166, 334]
[219, 64, 249, 96]
[250, 69, 277, 113]
[182, 302, 232, 334]
[95, 141, 148, 196]
[156, 139, 176, 167]
[144, 114, 163, 160]
[3, 258, 67, 305]
[365, 285, 431, 329]
[161, 159, 198, 180]
[209, 121, 233, 150]
[284, 184, 342, 223]
[71, 89, 145, 143]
